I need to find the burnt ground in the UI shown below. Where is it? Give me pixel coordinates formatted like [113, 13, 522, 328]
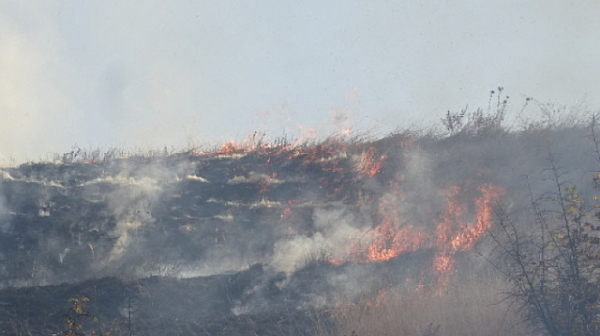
[0, 137, 407, 287]
[0, 135, 433, 335]
[0, 250, 435, 336]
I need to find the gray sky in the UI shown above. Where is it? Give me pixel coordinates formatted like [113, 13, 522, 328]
[1, 1, 599, 164]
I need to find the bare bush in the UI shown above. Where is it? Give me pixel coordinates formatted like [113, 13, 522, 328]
[486, 151, 600, 335]
[442, 87, 509, 136]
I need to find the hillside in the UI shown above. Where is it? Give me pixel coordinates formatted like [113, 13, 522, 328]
[1, 117, 599, 335]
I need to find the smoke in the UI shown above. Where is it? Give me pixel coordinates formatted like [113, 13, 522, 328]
[0, 193, 8, 234]
[104, 176, 160, 262]
[0, 170, 12, 235]
[271, 233, 326, 275]
[3, 112, 600, 320]
[326, 263, 379, 303]
[93, 159, 198, 278]
[0, 4, 81, 165]
[269, 147, 437, 278]
[270, 207, 368, 274]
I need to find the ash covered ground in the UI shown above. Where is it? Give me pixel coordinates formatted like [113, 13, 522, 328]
[1, 119, 599, 335]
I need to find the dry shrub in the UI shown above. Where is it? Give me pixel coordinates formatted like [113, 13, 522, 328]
[319, 277, 527, 336]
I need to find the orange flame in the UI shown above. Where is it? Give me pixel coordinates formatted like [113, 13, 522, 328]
[360, 146, 385, 177]
[195, 132, 503, 289]
[332, 181, 503, 285]
[280, 200, 294, 220]
[432, 184, 504, 283]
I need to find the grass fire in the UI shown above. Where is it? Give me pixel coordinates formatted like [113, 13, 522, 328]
[2, 103, 600, 336]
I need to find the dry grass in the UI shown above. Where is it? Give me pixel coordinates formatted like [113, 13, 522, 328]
[317, 277, 529, 336]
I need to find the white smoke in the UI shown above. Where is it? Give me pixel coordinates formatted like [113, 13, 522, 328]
[0, 195, 8, 233]
[270, 206, 370, 275]
[0, 172, 11, 233]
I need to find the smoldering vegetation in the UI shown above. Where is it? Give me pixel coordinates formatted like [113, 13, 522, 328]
[1, 105, 600, 335]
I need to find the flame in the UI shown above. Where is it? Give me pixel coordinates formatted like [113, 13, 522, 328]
[359, 146, 385, 177]
[280, 200, 293, 220]
[432, 184, 503, 279]
[259, 172, 278, 194]
[367, 224, 426, 262]
[216, 141, 244, 155]
[332, 180, 503, 285]
[366, 182, 424, 261]
[192, 131, 502, 288]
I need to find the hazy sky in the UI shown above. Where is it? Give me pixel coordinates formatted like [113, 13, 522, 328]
[1, 1, 599, 164]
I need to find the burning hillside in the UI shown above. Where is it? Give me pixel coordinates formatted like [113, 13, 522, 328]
[0, 134, 500, 286]
[1, 115, 599, 335]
